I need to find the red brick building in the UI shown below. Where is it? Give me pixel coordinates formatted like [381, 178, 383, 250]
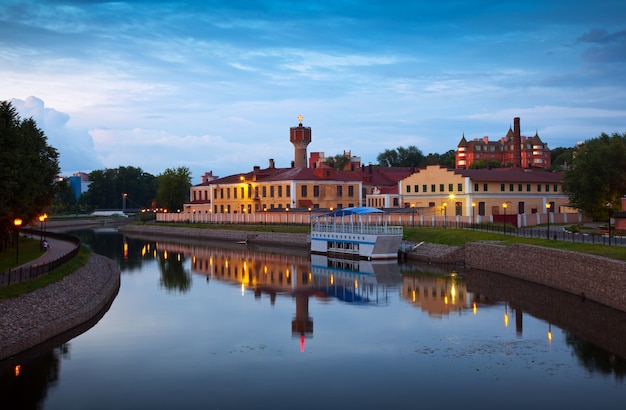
[456, 117, 551, 170]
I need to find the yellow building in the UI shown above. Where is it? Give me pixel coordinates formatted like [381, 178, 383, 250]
[186, 160, 363, 215]
[398, 165, 570, 221]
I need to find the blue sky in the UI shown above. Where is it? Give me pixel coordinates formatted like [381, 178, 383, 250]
[2, 0, 625, 182]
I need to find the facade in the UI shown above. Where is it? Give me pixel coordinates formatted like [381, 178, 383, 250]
[186, 159, 363, 215]
[456, 117, 551, 170]
[397, 165, 569, 221]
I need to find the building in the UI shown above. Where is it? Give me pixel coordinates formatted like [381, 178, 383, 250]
[68, 172, 91, 200]
[398, 165, 570, 224]
[185, 119, 363, 215]
[456, 117, 551, 170]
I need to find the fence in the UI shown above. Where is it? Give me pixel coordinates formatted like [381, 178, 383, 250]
[0, 230, 81, 287]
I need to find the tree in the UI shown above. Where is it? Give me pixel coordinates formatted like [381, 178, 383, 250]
[550, 146, 576, 170]
[469, 159, 501, 169]
[564, 132, 626, 219]
[376, 145, 425, 167]
[157, 167, 192, 212]
[0, 101, 59, 246]
[81, 166, 157, 212]
[323, 154, 351, 170]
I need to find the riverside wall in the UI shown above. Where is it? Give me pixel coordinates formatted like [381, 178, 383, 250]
[463, 242, 626, 313]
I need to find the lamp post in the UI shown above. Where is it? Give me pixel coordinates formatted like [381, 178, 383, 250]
[443, 202, 447, 228]
[13, 218, 22, 265]
[38, 214, 45, 244]
[606, 202, 612, 246]
[286, 207, 289, 226]
[411, 204, 416, 227]
[546, 203, 551, 240]
[472, 202, 476, 227]
[502, 203, 507, 234]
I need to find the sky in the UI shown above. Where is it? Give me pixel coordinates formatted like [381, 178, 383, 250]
[2, 0, 626, 183]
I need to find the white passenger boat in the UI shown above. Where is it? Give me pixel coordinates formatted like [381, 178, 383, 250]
[310, 207, 403, 260]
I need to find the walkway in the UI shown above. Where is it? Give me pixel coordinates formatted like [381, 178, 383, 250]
[16, 236, 77, 270]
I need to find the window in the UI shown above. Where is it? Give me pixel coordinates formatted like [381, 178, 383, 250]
[278, 186, 282, 197]
[457, 183, 462, 192]
[255, 187, 259, 198]
[545, 184, 550, 192]
[526, 184, 531, 192]
[422, 184, 427, 193]
[337, 186, 343, 197]
[220, 188, 224, 199]
[193, 191, 197, 201]
[406, 185, 411, 193]
[518, 201, 525, 214]
[233, 187, 237, 199]
[301, 185, 307, 197]
[501, 184, 505, 192]
[227, 188, 230, 199]
[478, 202, 486, 216]
[262, 186, 267, 197]
[414, 184, 419, 192]
[286, 185, 290, 197]
[270, 186, 274, 197]
[313, 185, 320, 197]
[554, 184, 558, 192]
[537, 184, 542, 192]
[431, 184, 436, 193]
[448, 184, 453, 192]
[348, 186, 354, 197]
[214, 188, 218, 198]
[474, 183, 479, 192]
[483, 183, 488, 192]
[518, 184, 522, 192]
[439, 184, 444, 192]
[509, 184, 514, 192]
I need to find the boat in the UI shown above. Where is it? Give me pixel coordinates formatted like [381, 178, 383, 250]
[309, 207, 403, 260]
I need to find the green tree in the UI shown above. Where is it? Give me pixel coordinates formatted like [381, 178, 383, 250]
[564, 132, 626, 219]
[81, 166, 157, 212]
[376, 145, 425, 167]
[323, 154, 351, 170]
[157, 167, 192, 212]
[469, 159, 501, 169]
[550, 146, 576, 170]
[0, 101, 59, 246]
[438, 150, 457, 168]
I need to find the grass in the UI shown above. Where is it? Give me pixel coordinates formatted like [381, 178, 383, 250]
[147, 220, 626, 262]
[0, 236, 45, 270]
[0, 245, 91, 300]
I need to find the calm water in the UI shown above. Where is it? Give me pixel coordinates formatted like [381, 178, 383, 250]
[1, 228, 625, 410]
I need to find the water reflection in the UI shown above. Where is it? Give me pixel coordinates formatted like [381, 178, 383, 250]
[2, 229, 626, 409]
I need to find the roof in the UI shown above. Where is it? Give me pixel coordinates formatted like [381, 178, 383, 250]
[322, 206, 385, 217]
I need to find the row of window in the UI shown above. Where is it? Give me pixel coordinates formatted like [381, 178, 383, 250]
[204, 184, 359, 200]
[406, 183, 463, 193]
[405, 182, 560, 194]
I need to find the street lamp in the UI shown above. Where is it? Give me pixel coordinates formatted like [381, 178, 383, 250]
[606, 202, 612, 246]
[13, 218, 22, 265]
[286, 207, 289, 226]
[411, 204, 416, 227]
[443, 202, 447, 228]
[546, 203, 551, 239]
[502, 203, 507, 234]
[471, 202, 476, 226]
[38, 214, 46, 244]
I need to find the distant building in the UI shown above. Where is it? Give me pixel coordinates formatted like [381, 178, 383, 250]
[68, 172, 91, 200]
[456, 117, 551, 170]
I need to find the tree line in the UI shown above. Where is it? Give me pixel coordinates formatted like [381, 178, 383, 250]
[1, 98, 624, 253]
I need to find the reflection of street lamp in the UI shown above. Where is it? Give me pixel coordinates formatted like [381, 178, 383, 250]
[13, 218, 23, 265]
[443, 202, 447, 228]
[502, 203, 507, 234]
[546, 203, 551, 239]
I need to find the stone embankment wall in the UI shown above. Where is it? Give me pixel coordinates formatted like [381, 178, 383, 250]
[118, 224, 310, 248]
[0, 254, 120, 361]
[463, 242, 626, 313]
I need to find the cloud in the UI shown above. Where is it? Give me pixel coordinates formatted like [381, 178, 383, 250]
[11, 96, 103, 173]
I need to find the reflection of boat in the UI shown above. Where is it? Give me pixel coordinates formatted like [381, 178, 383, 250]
[310, 207, 403, 260]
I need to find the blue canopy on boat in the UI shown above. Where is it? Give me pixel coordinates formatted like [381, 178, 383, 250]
[322, 207, 385, 217]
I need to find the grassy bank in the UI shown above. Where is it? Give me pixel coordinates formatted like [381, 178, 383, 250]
[0, 246, 91, 300]
[151, 221, 626, 262]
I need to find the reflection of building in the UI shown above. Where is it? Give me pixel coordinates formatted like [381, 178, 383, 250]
[401, 272, 472, 317]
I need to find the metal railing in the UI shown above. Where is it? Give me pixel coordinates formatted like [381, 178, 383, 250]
[0, 230, 81, 287]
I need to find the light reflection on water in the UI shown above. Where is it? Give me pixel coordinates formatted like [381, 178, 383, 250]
[1, 229, 625, 410]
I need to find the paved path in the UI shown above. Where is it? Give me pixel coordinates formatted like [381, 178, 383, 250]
[15, 236, 77, 270]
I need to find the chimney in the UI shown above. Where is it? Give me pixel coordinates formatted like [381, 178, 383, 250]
[514, 117, 520, 137]
[269, 158, 275, 168]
